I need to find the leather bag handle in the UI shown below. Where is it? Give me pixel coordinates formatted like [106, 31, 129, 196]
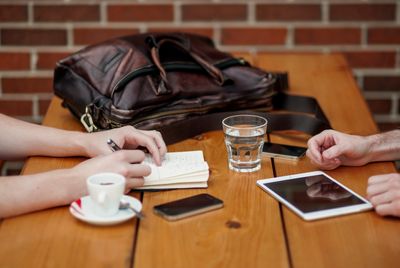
[147, 36, 226, 86]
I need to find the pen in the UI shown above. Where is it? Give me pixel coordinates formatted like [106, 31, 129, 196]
[106, 138, 145, 220]
[107, 138, 121, 152]
[108, 138, 150, 154]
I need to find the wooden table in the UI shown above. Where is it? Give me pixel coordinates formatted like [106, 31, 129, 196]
[0, 54, 398, 268]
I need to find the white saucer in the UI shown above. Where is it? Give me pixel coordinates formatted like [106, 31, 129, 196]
[69, 195, 142, 226]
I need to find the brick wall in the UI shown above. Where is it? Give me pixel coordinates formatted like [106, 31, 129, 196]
[0, 0, 399, 131]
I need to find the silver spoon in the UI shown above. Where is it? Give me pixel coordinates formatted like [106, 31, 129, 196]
[120, 199, 145, 219]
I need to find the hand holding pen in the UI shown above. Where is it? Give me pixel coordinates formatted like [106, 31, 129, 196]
[105, 129, 167, 166]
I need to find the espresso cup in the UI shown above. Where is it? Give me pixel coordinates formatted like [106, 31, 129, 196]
[86, 173, 126, 217]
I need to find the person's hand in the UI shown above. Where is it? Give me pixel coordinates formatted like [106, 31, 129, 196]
[80, 126, 167, 166]
[306, 129, 372, 170]
[71, 150, 151, 192]
[367, 173, 400, 217]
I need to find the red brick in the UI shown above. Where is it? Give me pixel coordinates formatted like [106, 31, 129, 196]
[147, 28, 214, 39]
[34, 5, 100, 22]
[182, 4, 246, 21]
[368, 27, 400, 45]
[2, 77, 53, 93]
[108, 4, 173, 22]
[341, 51, 396, 68]
[378, 123, 400, 132]
[256, 4, 321, 21]
[39, 99, 51, 115]
[295, 27, 361, 45]
[366, 99, 391, 114]
[74, 28, 139, 45]
[0, 100, 32, 116]
[364, 76, 400, 92]
[221, 28, 287, 45]
[37, 52, 71, 70]
[1, 29, 67, 46]
[0, 52, 30, 70]
[330, 4, 395, 21]
[0, 5, 28, 22]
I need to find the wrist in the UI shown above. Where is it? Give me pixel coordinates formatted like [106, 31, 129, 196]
[56, 168, 87, 203]
[68, 132, 91, 157]
[364, 134, 381, 163]
[366, 130, 400, 162]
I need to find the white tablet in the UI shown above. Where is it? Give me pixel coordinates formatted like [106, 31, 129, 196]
[256, 171, 373, 221]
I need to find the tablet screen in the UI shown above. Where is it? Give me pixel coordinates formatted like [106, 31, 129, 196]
[263, 174, 366, 213]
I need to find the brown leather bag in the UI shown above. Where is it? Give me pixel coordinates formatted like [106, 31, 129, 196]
[54, 32, 330, 144]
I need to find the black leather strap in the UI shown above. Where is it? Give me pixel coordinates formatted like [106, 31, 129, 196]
[272, 92, 329, 124]
[157, 93, 331, 145]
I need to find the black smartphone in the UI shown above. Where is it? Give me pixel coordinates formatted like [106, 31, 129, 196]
[262, 142, 307, 160]
[153, 193, 224, 221]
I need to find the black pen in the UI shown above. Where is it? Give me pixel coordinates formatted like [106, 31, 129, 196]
[106, 137, 145, 219]
[107, 138, 121, 152]
[108, 138, 150, 153]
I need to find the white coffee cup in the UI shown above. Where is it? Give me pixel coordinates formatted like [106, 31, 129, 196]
[86, 173, 126, 217]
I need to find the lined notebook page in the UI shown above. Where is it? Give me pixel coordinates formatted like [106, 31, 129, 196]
[143, 151, 208, 181]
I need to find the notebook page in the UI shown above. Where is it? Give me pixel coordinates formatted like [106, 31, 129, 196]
[143, 151, 207, 181]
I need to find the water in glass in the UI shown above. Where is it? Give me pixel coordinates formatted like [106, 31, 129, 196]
[224, 127, 265, 172]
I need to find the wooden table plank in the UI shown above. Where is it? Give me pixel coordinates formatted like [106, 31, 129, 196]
[257, 53, 400, 268]
[134, 54, 289, 267]
[0, 98, 140, 268]
[134, 52, 289, 268]
[134, 132, 289, 268]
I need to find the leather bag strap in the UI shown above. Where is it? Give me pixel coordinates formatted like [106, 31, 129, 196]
[157, 93, 331, 145]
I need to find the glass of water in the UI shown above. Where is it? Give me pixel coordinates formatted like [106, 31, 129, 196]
[222, 115, 267, 172]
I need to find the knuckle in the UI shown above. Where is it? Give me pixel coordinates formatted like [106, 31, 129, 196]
[125, 125, 136, 131]
[367, 176, 375, 184]
[306, 139, 312, 147]
[117, 166, 129, 177]
[122, 125, 136, 134]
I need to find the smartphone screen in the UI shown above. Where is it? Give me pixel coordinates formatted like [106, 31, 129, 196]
[262, 142, 307, 159]
[153, 193, 223, 221]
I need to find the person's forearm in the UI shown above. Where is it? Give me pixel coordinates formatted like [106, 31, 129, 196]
[367, 129, 400, 162]
[0, 169, 85, 218]
[0, 114, 88, 159]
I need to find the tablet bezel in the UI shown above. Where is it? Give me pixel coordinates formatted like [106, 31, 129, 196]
[256, 171, 373, 221]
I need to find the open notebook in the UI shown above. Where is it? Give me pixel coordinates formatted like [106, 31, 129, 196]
[136, 150, 209, 190]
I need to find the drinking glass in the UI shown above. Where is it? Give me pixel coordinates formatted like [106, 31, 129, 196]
[222, 115, 267, 172]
